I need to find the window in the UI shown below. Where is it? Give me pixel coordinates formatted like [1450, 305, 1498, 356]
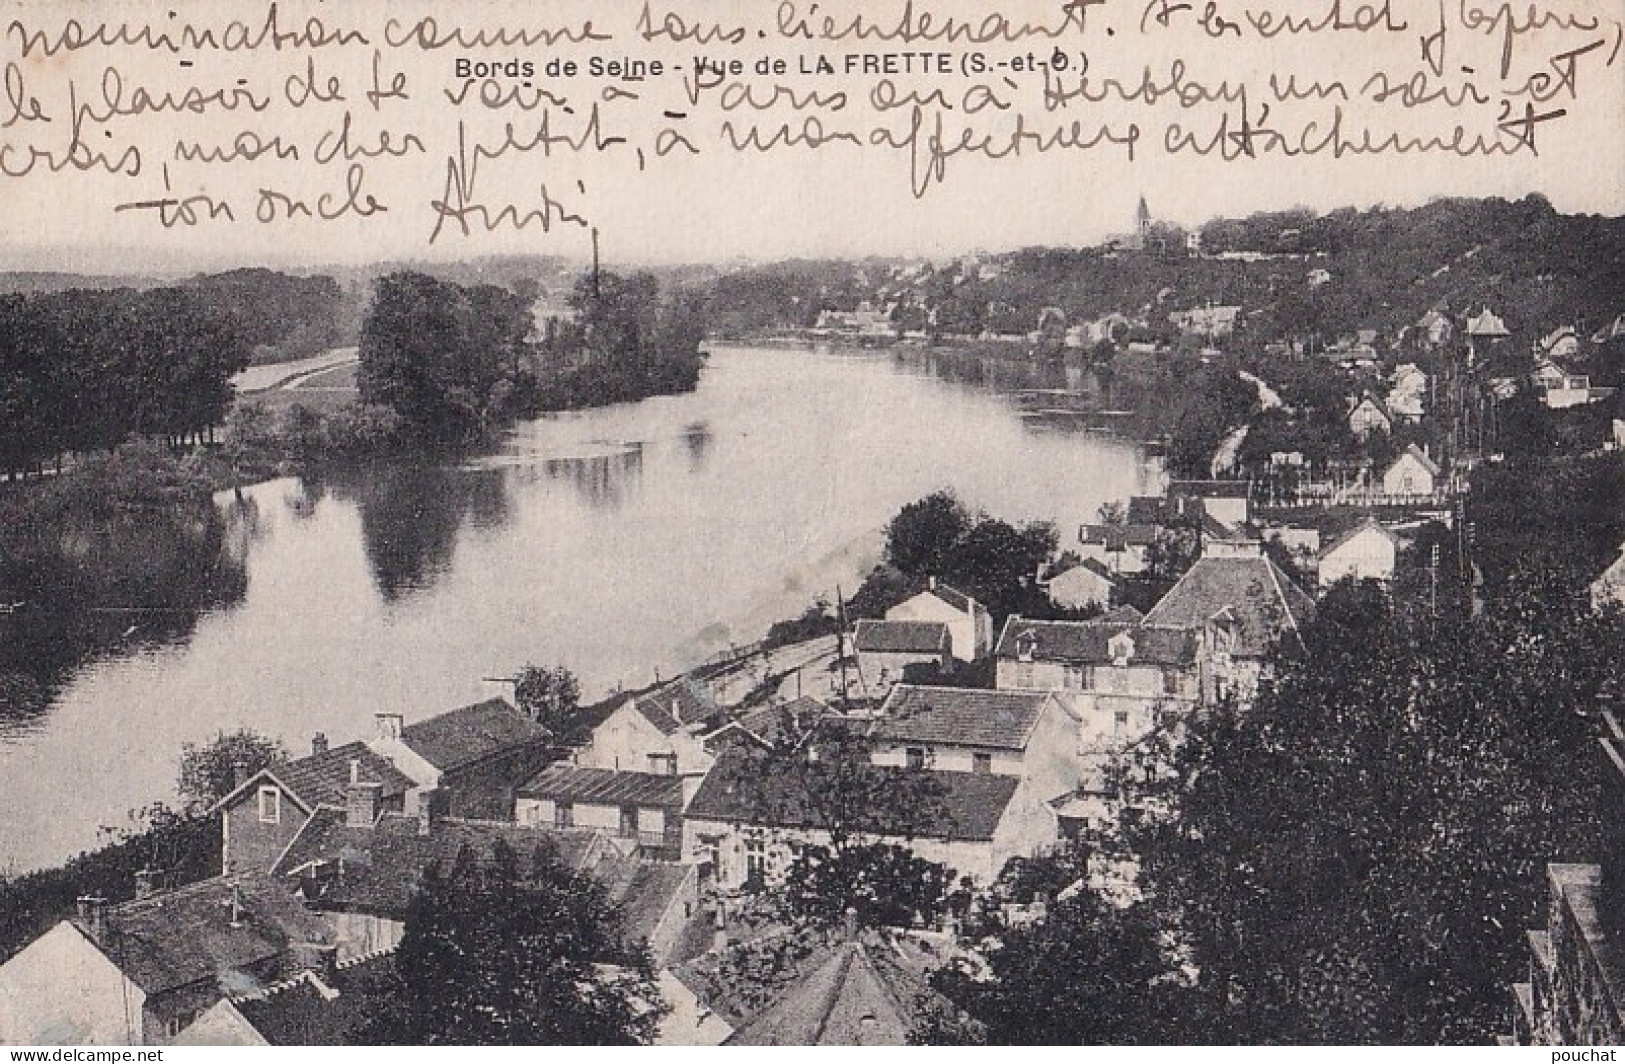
[257, 786, 280, 824]
[620, 805, 639, 838]
[972, 752, 992, 775]
[1114, 709, 1130, 728]
[906, 747, 926, 770]
[1063, 664, 1084, 690]
[554, 801, 573, 829]
[1162, 669, 1180, 696]
[745, 838, 767, 888]
[648, 752, 677, 776]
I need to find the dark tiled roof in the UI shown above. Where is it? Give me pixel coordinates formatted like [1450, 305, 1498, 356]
[1079, 523, 1160, 550]
[994, 616, 1199, 667]
[274, 811, 606, 917]
[592, 856, 693, 948]
[874, 685, 1053, 750]
[725, 939, 976, 1045]
[686, 750, 1021, 841]
[275, 742, 416, 807]
[517, 764, 683, 808]
[852, 619, 950, 655]
[233, 952, 398, 1046]
[633, 677, 724, 736]
[1143, 556, 1317, 657]
[1099, 605, 1145, 624]
[709, 698, 828, 751]
[75, 875, 333, 996]
[400, 698, 547, 771]
[1126, 495, 1172, 524]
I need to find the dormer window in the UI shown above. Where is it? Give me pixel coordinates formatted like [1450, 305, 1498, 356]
[1016, 632, 1036, 663]
[1109, 632, 1135, 667]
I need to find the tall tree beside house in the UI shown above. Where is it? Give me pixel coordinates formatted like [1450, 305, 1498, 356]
[778, 843, 953, 932]
[885, 491, 973, 577]
[359, 841, 663, 1046]
[176, 728, 289, 814]
[1131, 577, 1621, 1043]
[513, 663, 584, 742]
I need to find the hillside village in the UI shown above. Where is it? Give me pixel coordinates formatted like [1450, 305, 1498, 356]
[1, 196, 1623, 1046]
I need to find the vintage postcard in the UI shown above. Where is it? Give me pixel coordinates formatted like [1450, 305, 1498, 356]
[0, 0, 1622, 1047]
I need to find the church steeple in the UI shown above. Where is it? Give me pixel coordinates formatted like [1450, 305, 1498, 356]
[1135, 195, 1151, 233]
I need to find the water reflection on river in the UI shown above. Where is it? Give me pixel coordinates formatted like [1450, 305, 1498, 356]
[0, 344, 1156, 873]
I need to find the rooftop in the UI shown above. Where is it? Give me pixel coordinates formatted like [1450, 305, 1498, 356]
[875, 685, 1056, 751]
[398, 698, 548, 772]
[71, 875, 333, 997]
[274, 742, 417, 807]
[1143, 555, 1317, 657]
[517, 764, 684, 808]
[686, 749, 1022, 842]
[633, 676, 725, 736]
[995, 616, 1200, 667]
[852, 619, 951, 655]
[229, 951, 398, 1046]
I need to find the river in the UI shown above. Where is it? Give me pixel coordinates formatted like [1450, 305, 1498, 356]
[0, 343, 1156, 874]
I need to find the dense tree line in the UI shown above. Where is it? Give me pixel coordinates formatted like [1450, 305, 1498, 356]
[358, 269, 708, 447]
[0, 288, 252, 478]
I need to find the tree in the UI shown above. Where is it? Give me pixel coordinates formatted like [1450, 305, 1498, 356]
[177, 729, 288, 813]
[513, 664, 583, 741]
[934, 888, 1184, 1045]
[1133, 576, 1620, 1043]
[778, 843, 952, 931]
[885, 490, 971, 576]
[361, 841, 662, 1045]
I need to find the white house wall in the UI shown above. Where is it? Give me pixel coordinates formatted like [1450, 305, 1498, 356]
[0, 922, 147, 1045]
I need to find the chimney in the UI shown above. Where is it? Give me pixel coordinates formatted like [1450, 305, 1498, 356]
[842, 906, 860, 941]
[311, 732, 329, 757]
[346, 781, 383, 828]
[134, 869, 157, 901]
[375, 712, 404, 741]
[928, 575, 937, 591]
[416, 788, 438, 837]
[230, 759, 250, 791]
[76, 896, 107, 943]
[348, 757, 361, 785]
[228, 882, 244, 927]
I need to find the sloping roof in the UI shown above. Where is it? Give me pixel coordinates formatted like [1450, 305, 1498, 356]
[1317, 518, 1398, 561]
[725, 939, 974, 1045]
[275, 742, 417, 807]
[591, 856, 693, 949]
[686, 750, 1021, 842]
[1388, 443, 1442, 477]
[899, 580, 988, 617]
[852, 619, 950, 655]
[400, 698, 547, 772]
[875, 685, 1053, 750]
[1099, 605, 1145, 624]
[707, 698, 830, 752]
[1349, 394, 1392, 422]
[633, 677, 725, 736]
[231, 952, 398, 1046]
[994, 616, 1199, 667]
[74, 875, 333, 997]
[1467, 307, 1510, 337]
[274, 810, 607, 916]
[517, 764, 683, 808]
[1079, 523, 1160, 549]
[1143, 555, 1317, 657]
[1126, 495, 1172, 524]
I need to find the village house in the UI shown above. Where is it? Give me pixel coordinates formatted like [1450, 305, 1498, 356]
[214, 735, 418, 876]
[1170, 303, 1242, 339]
[573, 677, 723, 784]
[682, 749, 1058, 888]
[516, 763, 685, 858]
[273, 808, 700, 966]
[1317, 518, 1400, 588]
[1167, 480, 1252, 531]
[1386, 364, 1428, 421]
[992, 616, 1206, 816]
[365, 698, 553, 821]
[1142, 538, 1317, 701]
[884, 578, 993, 662]
[700, 696, 827, 755]
[1348, 395, 1394, 440]
[1077, 522, 1159, 575]
[0, 875, 335, 1046]
[1040, 557, 1116, 611]
[1380, 444, 1442, 497]
[850, 619, 952, 693]
[871, 684, 1084, 804]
